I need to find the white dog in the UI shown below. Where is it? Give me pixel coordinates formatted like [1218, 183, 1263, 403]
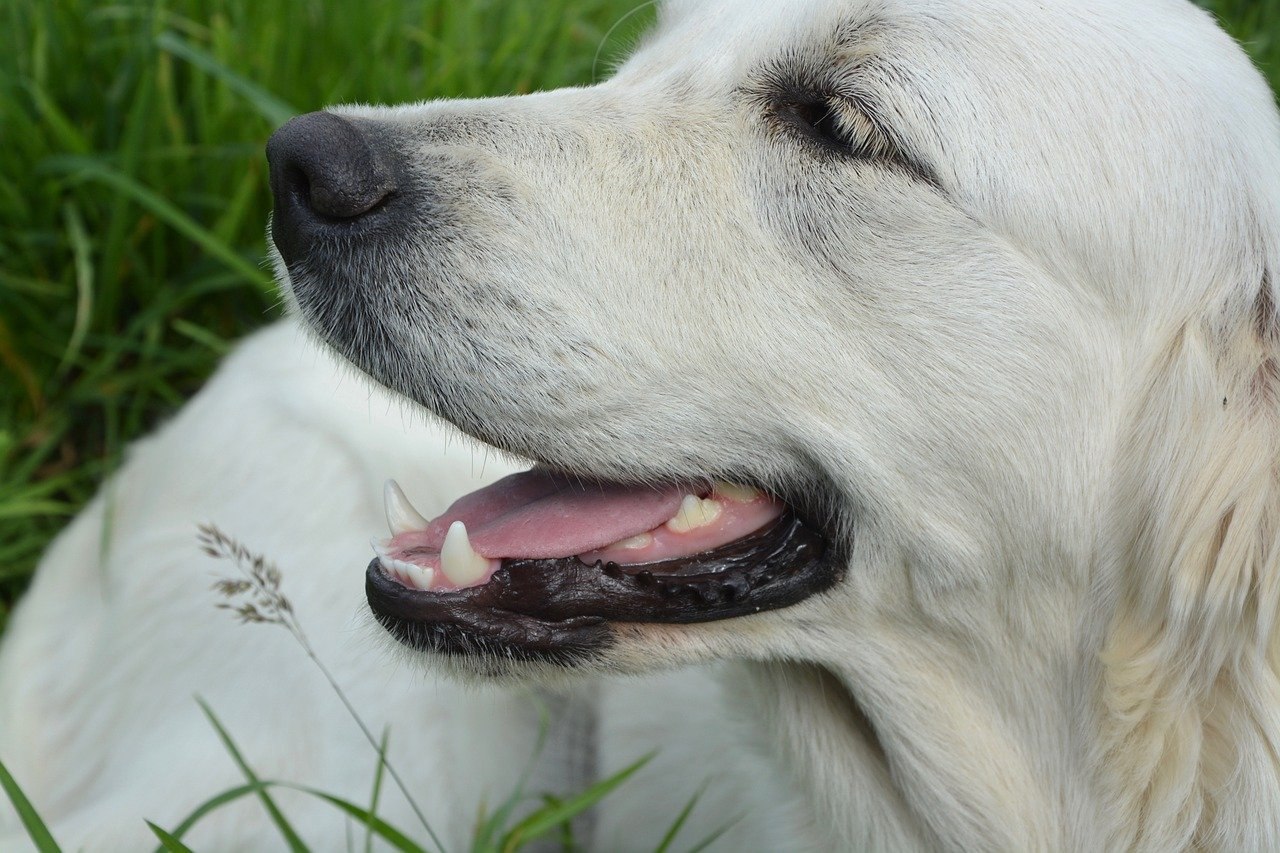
[4, 0, 1280, 849]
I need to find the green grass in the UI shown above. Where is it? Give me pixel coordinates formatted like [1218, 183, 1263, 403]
[0, 703, 678, 853]
[0, 0, 1277, 632]
[1206, 0, 1280, 60]
[0, 0, 655, 628]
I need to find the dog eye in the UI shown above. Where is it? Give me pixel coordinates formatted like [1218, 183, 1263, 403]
[773, 94, 887, 159]
[782, 99, 849, 148]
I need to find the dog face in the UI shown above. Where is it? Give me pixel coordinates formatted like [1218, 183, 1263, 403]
[268, 0, 1280, 844]
[269, 0, 1280, 698]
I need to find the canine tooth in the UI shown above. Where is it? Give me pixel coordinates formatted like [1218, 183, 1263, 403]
[613, 532, 654, 550]
[384, 479, 429, 536]
[666, 495, 723, 533]
[440, 521, 489, 586]
[714, 481, 761, 503]
[370, 537, 392, 559]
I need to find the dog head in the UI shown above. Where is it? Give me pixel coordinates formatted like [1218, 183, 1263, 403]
[270, 0, 1280, 844]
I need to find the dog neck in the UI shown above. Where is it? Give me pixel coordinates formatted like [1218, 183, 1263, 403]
[743, 647, 1102, 851]
[743, 583, 1280, 851]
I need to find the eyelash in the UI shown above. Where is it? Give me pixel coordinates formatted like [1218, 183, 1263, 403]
[776, 96, 856, 152]
[771, 88, 897, 164]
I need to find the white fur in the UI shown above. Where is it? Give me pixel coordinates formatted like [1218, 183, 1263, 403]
[4, 0, 1280, 849]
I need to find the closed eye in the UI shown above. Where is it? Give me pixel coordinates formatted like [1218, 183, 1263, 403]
[772, 89, 894, 161]
[777, 97, 853, 151]
[754, 75, 941, 188]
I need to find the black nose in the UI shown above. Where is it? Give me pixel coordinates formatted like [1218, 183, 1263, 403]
[266, 111, 397, 264]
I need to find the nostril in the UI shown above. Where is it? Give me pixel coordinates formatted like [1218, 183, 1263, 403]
[281, 163, 313, 211]
[267, 111, 397, 226]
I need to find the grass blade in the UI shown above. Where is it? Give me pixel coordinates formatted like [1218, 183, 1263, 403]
[537, 794, 575, 852]
[681, 817, 742, 853]
[40, 156, 274, 293]
[196, 697, 310, 853]
[497, 753, 654, 853]
[170, 318, 232, 355]
[146, 821, 198, 853]
[148, 782, 262, 852]
[19, 80, 91, 156]
[56, 201, 94, 376]
[471, 704, 552, 852]
[0, 755, 62, 852]
[275, 784, 429, 853]
[653, 787, 703, 853]
[364, 729, 391, 853]
[155, 30, 296, 126]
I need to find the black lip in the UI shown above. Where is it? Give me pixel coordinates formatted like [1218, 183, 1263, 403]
[366, 511, 835, 664]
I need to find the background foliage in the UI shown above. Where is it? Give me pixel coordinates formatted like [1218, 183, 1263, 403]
[0, 0, 654, 628]
[0, 0, 1277, 629]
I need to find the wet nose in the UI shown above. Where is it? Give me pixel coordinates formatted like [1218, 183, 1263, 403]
[266, 111, 397, 264]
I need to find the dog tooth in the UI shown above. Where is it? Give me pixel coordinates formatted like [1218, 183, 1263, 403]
[714, 481, 761, 503]
[379, 555, 409, 584]
[384, 479, 429, 536]
[395, 560, 417, 585]
[666, 495, 723, 533]
[370, 537, 392, 559]
[409, 560, 430, 589]
[613, 532, 654, 550]
[440, 520, 490, 586]
[416, 564, 437, 590]
[392, 559, 433, 590]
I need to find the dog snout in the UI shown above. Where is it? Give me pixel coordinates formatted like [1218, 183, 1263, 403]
[266, 111, 398, 265]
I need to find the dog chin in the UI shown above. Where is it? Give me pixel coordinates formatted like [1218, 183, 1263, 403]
[373, 591, 803, 686]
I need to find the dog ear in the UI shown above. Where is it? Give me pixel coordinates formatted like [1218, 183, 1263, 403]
[1101, 261, 1280, 847]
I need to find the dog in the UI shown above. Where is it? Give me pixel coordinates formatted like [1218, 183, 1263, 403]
[5, 0, 1280, 848]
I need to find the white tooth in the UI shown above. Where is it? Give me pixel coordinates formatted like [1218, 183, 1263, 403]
[612, 532, 654, 550]
[391, 559, 434, 590]
[666, 495, 723, 533]
[384, 479, 429, 536]
[380, 555, 408, 584]
[714, 481, 761, 503]
[439, 520, 490, 586]
[399, 560, 421, 588]
[370, 537, 392, 559]
[413, 564, 437, 590]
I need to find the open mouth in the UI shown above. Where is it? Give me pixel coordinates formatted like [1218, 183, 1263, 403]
[365, 469, 835, 663]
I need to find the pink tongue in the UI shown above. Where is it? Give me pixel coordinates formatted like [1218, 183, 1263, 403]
[398, 470, 686, 560]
